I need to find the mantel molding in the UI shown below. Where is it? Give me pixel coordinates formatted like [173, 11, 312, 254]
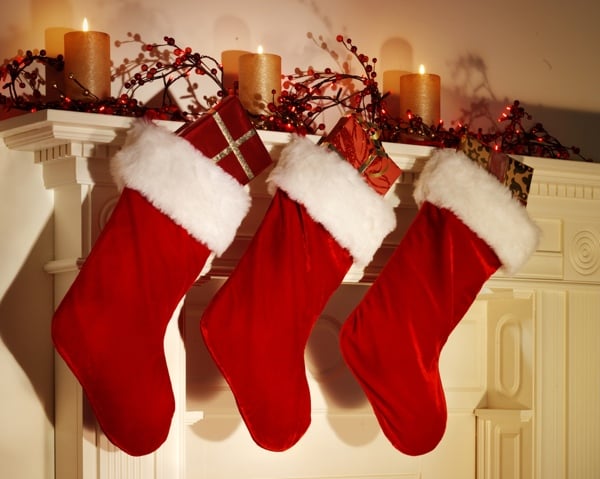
[1, 109, 597, 185]
[0, 110, 433, 173]
[0, 109, 135, 150]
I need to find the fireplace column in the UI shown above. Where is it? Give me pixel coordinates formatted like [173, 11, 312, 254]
[0, 110, 187, 479]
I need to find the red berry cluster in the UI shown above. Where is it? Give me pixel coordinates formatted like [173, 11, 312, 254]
[0, 50, 64, 109]
[488, 100, 578, 159]
[120, 36, 223, 97]
[251, 35, 387, 135]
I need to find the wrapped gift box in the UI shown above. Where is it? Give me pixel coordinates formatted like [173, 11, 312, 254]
[459, 135, 534, 206]
[176, 96, 273, 185]
[319, 114, 402, 195]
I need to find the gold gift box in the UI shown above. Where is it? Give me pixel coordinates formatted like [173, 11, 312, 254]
[459, 135, 534, 206]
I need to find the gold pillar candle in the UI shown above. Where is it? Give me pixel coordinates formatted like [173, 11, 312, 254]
[63, 19, 111, 101]
[238, 47, 281, 115]
[382, 69, 410, 119]
[399, 64, 441, 126]
[221, 50, 250, 93]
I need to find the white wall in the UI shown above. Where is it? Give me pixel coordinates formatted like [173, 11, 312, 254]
[0, 145, 54, 478]
[1, 1, 599, 478]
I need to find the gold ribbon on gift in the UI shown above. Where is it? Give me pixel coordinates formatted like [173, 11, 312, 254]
[212, 111, 257, 181]
[355, 121, 390, 178]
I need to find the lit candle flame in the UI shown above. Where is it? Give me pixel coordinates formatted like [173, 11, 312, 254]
[82, 18, 89, 32]
[257, 45, 264, 54]
[419, 64, 426, 75]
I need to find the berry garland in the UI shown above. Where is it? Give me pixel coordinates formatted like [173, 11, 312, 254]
[251, 34, 383, 135]
[0, 50, 64, 109]
[112, 33, 225, 119]
[0, 33, 590, 161]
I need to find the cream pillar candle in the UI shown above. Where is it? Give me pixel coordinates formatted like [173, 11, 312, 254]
[221, 49, 250, 93]
[382, 69, 410, 119]
[45, 27, 72, 101]
[63, 18, 111, 101]
[238, 46, 281, 115]
[399, 64, 441, 126]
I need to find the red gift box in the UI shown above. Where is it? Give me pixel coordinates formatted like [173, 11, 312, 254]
[176, 96, 273, 185]
[319, 114, 401, 195]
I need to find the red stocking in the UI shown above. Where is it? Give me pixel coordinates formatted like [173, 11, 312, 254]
[340, 149, 540, 455]
[52, 119, 255, 456]
[200, 135, 399, 451]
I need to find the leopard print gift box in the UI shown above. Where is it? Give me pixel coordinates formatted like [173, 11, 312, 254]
[459, 135, 534, 206]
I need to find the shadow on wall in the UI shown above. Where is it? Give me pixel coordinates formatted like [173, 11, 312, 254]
[295, 0, 338, 37]
[444, 53, 599, 162]
[184, 280, 379, 447]
[520, 104, 599, 162]
[0, 217, 55, 423]
[305, 286, 383, 447]
[0, 0, 73, 60]
[379, 37, 413, 73]
[377, 37, 413, 119]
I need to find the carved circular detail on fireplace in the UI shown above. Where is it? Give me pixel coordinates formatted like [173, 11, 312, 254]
[569, 229, 600, 276]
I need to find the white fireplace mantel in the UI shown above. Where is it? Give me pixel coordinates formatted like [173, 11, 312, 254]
[1, 109, 599, 479]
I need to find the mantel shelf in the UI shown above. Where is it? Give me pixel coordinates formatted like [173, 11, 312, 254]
[0, 109, 433, 172]
[1, 108, 597, 177]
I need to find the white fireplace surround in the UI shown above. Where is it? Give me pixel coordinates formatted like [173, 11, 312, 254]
[1, 109, 599, 479]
